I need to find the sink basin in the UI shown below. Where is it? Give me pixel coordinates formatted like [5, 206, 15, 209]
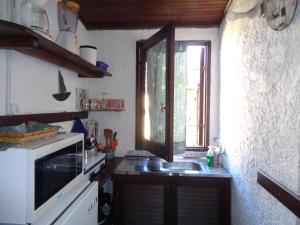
[162, 162, 201, 172]
[135, 158, 201, 174]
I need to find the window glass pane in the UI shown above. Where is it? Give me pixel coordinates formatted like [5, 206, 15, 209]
[185, 45, 203, 147]
[144, 39, 167, 144]
[173, 43, 187, 154]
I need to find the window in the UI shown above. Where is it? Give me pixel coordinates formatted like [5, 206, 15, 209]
[173, 41, 210, 153]
[136, 25, 210, 160]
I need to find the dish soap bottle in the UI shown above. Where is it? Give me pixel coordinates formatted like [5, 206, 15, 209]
[207, 148, 214, 168]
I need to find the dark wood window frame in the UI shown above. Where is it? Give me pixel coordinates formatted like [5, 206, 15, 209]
[135, 24, 175, 161]
[182, 40, 211, 152]
[135, 35, 211, 156]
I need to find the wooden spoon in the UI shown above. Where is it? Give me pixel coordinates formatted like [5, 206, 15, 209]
[104, 129, 113, 150]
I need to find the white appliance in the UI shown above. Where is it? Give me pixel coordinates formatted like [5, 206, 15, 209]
[0, 133, 98, 225]
[56, 1, 80, 55]
[52, 182, 98, 225]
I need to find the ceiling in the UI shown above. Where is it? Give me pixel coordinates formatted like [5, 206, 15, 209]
[74, 0, 231, 30]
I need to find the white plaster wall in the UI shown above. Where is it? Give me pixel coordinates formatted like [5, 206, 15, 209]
[87, 28, 220, 156]
[220, 2, 300, 225]
[0, 51, 6, 115]
[0, 0, 91, 131]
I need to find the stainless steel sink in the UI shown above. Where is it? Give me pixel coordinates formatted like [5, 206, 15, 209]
[135, 158, 201, 174]
[162, 162, 201, 172]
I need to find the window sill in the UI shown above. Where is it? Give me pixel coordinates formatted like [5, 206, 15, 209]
[186, 147, 208, 152]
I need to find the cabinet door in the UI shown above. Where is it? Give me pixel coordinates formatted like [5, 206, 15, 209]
[114, 184, 164, 225]
[176, 181, 230, 225]
[177, 186, 220, 225]
[136, 24, 175, 161]
[54, 182, 98, 225]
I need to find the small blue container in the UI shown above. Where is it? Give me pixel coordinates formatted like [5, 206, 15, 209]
[96, 61, 109, 71]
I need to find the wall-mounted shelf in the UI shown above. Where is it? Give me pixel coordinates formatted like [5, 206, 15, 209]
[85, 109, 125, 112]
[0, 111, 88, 127]
[0, 20, 111, 78]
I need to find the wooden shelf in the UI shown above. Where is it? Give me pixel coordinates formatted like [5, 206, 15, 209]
[0, 20, 111, 78]
[0, 111, 88, 127]
[87, 109, 125, 112]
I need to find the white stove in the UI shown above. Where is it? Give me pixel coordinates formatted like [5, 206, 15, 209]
[83, 148, 106, 181]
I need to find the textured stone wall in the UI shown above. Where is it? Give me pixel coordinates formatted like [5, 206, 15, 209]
[220, 1, 300, 225]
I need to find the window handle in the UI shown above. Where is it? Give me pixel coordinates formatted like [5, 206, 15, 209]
[160, 103, 166, 112]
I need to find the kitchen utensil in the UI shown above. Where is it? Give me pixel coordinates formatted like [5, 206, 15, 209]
[104, 129, 113, 150]
[113, 132, 117, 140]
[56, 0, 80, 54]
[86, 120, 99, 149]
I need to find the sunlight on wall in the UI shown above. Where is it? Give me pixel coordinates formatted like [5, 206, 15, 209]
[220, 8, 300, 225]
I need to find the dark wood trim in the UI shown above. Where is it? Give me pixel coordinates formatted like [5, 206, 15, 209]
[257, 170, 300, 219]
[78, 71, 112, 78]
[84, 22, 220, 30]
[140, 24, 174, 50]
[177, 40, 211, 148]
[135, 24, 175, 161]
[135, 41, 144, 150]
[92, 157, 123, 186]
[166, 23, 175, 162]
[0, 20, 110, 78]
[199, 48, 205, 146]
[205, 41, 211, 147]
[0, 111, 88, 127]
[186, 146, 209, 152]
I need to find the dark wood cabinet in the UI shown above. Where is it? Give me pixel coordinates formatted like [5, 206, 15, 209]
[112, 175, 231, 225]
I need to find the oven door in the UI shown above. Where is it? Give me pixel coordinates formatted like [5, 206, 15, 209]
[35, 141, 83, 210]
[53, 182, 98, 225]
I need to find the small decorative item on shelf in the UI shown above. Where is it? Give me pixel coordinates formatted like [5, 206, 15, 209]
[96, 61, 109, 72]
[81, 97, 125, 111]
[82, 98, 90, 111]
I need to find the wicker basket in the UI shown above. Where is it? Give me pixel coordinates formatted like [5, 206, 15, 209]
[0, 127, 59, 144]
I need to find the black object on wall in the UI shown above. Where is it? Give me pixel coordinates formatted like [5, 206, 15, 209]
[53, 71, 71, 101]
